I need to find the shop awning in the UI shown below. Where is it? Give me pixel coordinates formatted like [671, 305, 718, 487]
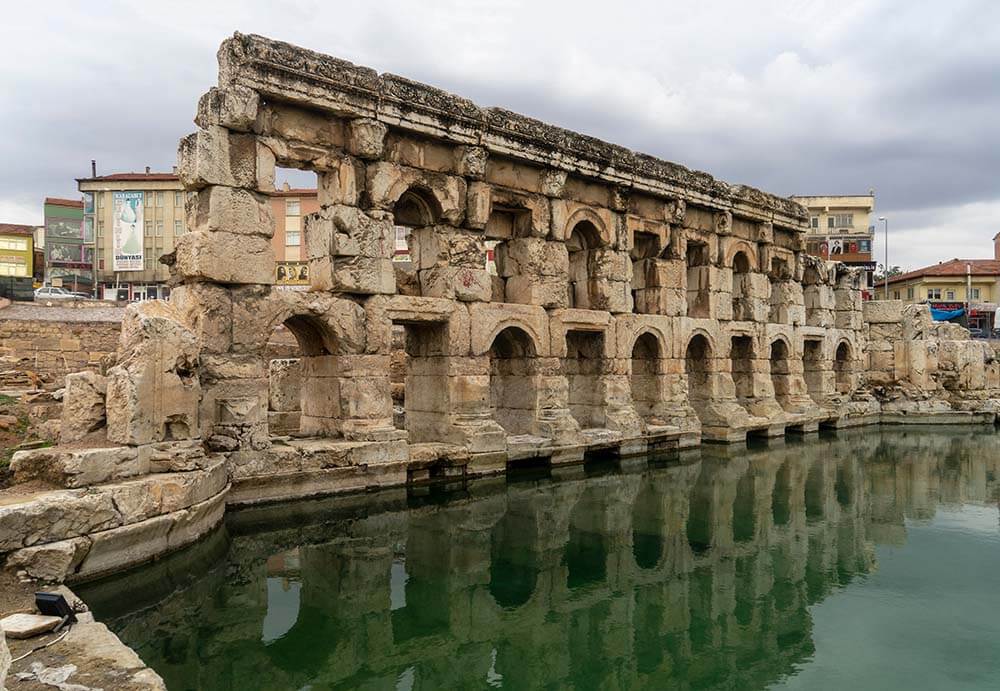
[931, 307, 965, 321]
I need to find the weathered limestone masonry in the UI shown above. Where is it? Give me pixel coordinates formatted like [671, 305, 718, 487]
[2, 33, 998, 588]
[0, 317, 119, 385]
[863, 300, 1000, 422]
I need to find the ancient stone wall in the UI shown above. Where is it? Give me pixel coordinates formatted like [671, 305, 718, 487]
[113, 32, 866, 477]
[3, 33, 997, 587]
[863, 300, 1000, 420]
[0, 317, 120, 386]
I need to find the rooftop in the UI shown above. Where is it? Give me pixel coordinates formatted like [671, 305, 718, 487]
[888, 258, 1000, 284]
[77, 172, 179, 182]
[269, 187, 318, 197]
[44, 197, 83, 209]
[0, 223, 35, 237]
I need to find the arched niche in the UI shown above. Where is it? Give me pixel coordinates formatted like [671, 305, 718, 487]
[488, 325, 540, 437]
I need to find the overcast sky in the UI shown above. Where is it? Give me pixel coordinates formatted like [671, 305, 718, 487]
[2, 0, 998, 270]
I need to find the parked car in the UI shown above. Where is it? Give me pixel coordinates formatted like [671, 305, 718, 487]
[34, 286, 82, 301]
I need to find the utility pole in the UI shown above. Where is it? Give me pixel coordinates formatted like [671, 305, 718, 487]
[879, 216, 889, 299]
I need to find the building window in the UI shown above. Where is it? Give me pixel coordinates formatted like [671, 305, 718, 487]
[144, 255, 153, 270]
[144, 220, 152, 236]
[286, 230, 301, 246]
[174, 191, 183, 206]
[286, 199, 300, 216]
[97, 220, 104, 237]
[174, 220, 182, 236]
[828, 213, 854, 228]
[907, 287, 914, 300]
[970, 288, 981, 300]
[155, 191, 164, 207]
[155, 221, 163, 237]
[927, 288, 942, 300]
[97, 194, 105, 209]
[893, 290, 900, 300]
[0, 238, 27, 251]
[0, 262, 27, 277]
[810, 216, 819, 229]
[946, 290, 955, 300]
[99, 259, 105, 271]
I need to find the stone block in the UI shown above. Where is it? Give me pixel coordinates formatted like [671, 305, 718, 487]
[186, 185, 274, 237]
[455, 146, 488, 179]
[499, 238, 568, 278]
[503, 274, 567, 309]
[311, 255, 396, 295]
[269, 358, 301, 412]
[195, 85, 259, 132]
[0, 613, 62, 639]
[419, 266, 492, 302]
[863, 299, 903, 324]
[588, 279, 632, 313]
[318, 156, 363, 206]
[171, 230, 274, 285]
[177, 126, 260, 190]
[346, 118, 388, 159]
[306, 205, 393, 260]
[466, 181, 492, 229]
[59, 371, 107, 444]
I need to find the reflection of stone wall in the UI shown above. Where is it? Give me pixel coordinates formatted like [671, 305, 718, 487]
[84, 428, 1000, 691]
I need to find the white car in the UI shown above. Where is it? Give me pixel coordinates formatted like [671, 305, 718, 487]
[34, 286, 82, 301]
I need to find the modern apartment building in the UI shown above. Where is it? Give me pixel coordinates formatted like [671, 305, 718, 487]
[77, 169, 186, 300]
[43, 197, 91, 293]
[791, 193, 876, 295]
[270, 185, 319, 289]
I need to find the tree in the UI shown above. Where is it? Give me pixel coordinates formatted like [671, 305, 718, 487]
[872, 264, 903, 284]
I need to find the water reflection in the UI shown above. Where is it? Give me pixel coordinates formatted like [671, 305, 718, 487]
[80, 428, 1000, 691]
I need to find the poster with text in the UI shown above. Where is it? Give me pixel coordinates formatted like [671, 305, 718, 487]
[113, 191, 144, 271]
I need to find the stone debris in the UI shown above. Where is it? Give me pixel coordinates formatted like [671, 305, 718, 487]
[0, 613, 62, 639]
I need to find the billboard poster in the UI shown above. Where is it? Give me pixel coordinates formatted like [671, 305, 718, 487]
[276, 261, 309, 285]
[113, 191, 144, 271]
[46, 217, 83, 240]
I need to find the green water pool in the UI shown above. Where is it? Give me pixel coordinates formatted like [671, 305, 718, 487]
[79, 427, 1000, 690]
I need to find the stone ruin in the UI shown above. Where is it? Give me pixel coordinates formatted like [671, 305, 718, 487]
[4, 33, 1000, 584]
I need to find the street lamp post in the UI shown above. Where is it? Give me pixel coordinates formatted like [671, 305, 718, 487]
[878, 216, 888, 299]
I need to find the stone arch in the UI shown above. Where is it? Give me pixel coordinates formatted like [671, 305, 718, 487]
[479, 317, 546, 358]
[630, 330, 666, 424]
[262, 292, 367, 356]
[769, 337, 793, 411]
[684, 332, 715, 415]
[564, 207, 611, 246]
[566, 211, 609, 309]
[731, 248, 754, 321]
[389, 184, 444, 227]
[725, 241, 758, 271]
[802, 338, 825, 403]
[261, 294, 383, 439]
[685, 238, 712, 319]
[488, 326, 540, 436]
[730, 332, 756, 405]
[392, 186, 444, 283]
[834, 340, 853, 393]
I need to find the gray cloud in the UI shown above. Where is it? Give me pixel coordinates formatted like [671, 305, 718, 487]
[2, 0, 998, 270]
